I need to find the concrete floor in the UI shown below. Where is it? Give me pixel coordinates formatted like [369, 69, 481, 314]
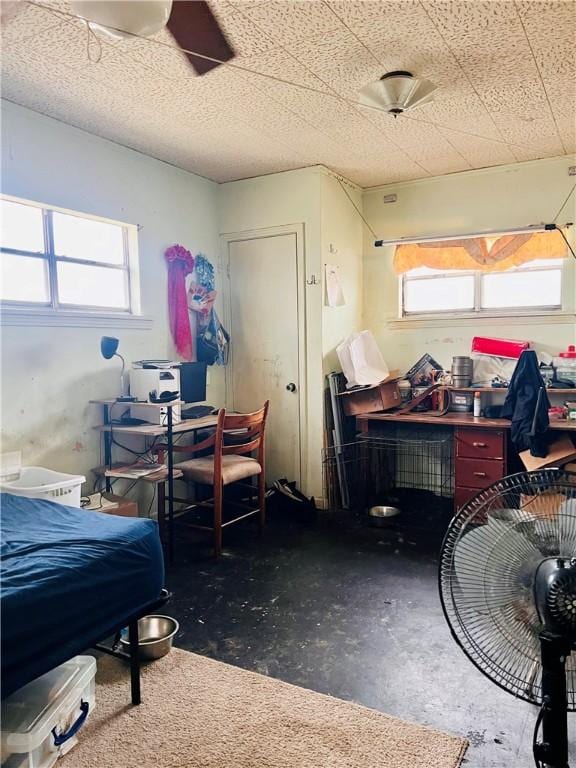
[165, 502, 574, 768]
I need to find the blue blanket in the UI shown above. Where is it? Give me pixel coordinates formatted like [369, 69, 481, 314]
[1, 493, 164, 696]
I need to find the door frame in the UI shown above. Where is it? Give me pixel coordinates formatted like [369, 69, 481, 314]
[220, 224, 307, 487]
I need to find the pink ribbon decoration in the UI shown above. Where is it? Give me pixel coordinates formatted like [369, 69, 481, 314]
[165, 244, 195, 360]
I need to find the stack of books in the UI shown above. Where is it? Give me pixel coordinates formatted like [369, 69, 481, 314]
[104, 461, 165, 479]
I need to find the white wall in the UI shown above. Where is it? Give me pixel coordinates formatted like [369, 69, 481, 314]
[218, 167, 325, 499]
[362, 156, 576, 373]
[3, 102, 573, 506]
[218, 167, 364, 500]
[0, 101, 222, 484]
[321, 174, 363, 374]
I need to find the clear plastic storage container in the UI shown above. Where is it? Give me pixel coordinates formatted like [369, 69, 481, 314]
[0, 460, 85, 508]
[555, 345, 576, 387]
[1, 656, 96, 768]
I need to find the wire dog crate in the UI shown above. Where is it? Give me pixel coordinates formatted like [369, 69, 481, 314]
[323, 425, 454, 512]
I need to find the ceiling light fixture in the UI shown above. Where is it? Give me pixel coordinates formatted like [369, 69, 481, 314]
[70, 1, 172, 40]
[358, 71, 438, 116]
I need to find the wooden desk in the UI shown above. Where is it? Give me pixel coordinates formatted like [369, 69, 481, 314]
[90, 399, 219, 436]
[94, 415, 219, 436]
[356, 410, 576, 511]
[357, 411, 576, 431]
[91, 399, 219, 560]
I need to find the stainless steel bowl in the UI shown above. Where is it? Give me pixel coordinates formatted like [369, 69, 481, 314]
[120, 615, 179, 661]
[368, 505, 401, 527]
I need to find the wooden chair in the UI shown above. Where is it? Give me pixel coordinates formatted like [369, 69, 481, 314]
[169, 401, 269, 556]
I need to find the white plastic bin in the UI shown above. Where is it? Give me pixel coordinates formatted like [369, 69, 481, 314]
[1, 656, 97, 768]
[0, 467, 85, 508]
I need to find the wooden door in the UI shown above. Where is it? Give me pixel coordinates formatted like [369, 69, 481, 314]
[227, 233, 301, 485]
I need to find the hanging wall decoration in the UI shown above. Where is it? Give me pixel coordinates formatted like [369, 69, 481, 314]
[164, 244, 195, 360]
[188, 254, 230, 365]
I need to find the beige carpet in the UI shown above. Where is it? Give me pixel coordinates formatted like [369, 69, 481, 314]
[63, 648, 467, 768]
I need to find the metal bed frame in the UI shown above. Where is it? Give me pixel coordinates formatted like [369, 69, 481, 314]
[93, 588, 169, 705]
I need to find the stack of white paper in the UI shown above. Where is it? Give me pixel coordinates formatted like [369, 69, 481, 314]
[336, 330, 389, 388]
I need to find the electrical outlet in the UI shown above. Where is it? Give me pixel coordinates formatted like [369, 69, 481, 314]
[569, 166, 576, 176]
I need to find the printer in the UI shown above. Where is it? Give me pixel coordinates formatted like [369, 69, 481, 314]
[129, 363, 181, 425]
[130, 366, 180, 401]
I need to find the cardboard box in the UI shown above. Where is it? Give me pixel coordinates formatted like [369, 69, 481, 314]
[519, 435, 576, 472]
[337, 372, 401, 416]
[520, 492, 565, 520]
[100, 493, 139, 517]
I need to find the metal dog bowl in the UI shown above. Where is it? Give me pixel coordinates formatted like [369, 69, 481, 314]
[368, 505, 401, 528]
[120, 615, 179, 661]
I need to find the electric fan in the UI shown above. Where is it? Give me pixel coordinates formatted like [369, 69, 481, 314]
[439, 469, 576, 768]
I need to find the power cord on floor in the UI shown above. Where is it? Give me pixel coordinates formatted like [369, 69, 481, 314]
[532, 702, 545, 768]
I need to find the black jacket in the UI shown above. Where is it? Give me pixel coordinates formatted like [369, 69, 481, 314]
[500, 350, 550, 457]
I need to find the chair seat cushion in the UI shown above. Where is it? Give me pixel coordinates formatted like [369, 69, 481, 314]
[175, 454, 262, 486]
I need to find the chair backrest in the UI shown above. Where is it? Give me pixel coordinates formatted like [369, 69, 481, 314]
[159, 402, 270, 467]
[215, 401, 269, 463]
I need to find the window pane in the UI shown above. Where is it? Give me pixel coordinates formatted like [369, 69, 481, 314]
[404, 266, 459, 278]
[53, 212, 125, 265]
[482, 269, 562, 309]
[516, 258, 564, 269]
[404, 275, 475, 313]
[1, 253, 49, 303]
[57, 263, 129, 309]
[1, 200, 44, 253]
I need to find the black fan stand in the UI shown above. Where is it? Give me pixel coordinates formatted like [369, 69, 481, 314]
[534, 632, 572, 768]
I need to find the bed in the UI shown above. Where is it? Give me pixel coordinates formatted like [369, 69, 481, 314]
[1, 492, 165, 701]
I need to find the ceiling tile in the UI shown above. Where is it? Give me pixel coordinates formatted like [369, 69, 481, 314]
[209, 1, 281, 57]
[422, 1, 518, 39]
[1, 0, 573, 187]
[0, 1, 64, 49]
[515, 0, 576, 153]
[327, 1, 417, 29]
[288, 26, 379, 89]
[238, 1, 344, 45]
[421, 1, 567, 156]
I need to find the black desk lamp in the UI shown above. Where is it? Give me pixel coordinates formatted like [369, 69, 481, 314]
[100, 336, 135, 402]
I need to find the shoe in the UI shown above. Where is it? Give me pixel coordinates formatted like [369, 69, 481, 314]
[273, 479, 304, 503]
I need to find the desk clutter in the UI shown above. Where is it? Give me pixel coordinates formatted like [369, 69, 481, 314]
[334, 334, 576, 429]
[98, 335, 221, 424]
[91, 389, 271, 559]
[81, 492, 138, 517]
[326, 333, 576, 519]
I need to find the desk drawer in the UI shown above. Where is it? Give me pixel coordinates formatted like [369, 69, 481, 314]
[454, 485, 481, 511]
[456, 457, 505, 488]
[456, 428, 505, 460]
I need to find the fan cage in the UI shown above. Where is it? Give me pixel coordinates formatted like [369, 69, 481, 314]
[439, 469, 576, 709]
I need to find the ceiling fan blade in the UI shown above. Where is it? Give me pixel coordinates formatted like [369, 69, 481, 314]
[166, 0, 235, 76]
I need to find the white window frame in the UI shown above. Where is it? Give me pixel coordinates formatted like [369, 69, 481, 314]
[399, 257, 574, 321]
[1, 194, 150, 328]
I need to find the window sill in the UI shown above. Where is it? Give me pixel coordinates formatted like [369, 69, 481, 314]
[1, 307, 153, 330]
[388, 310, 576, 330]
